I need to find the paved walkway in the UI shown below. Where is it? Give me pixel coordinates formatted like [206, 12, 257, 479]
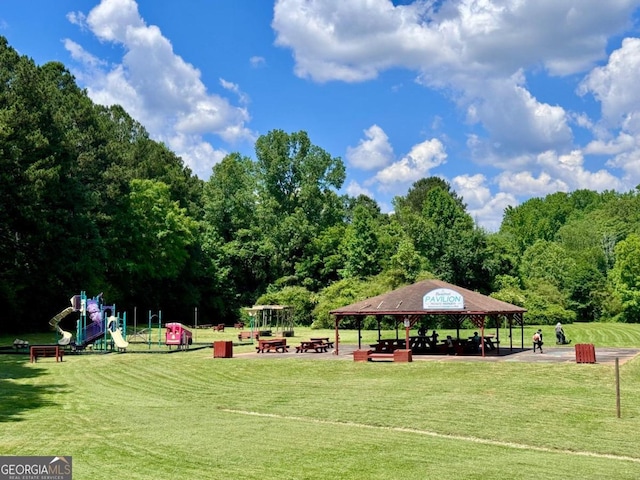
[237, 343, 640, 365]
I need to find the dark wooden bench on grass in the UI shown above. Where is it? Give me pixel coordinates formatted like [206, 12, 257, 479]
[256, 339, 289, 353]
[30, 345, 63, 363]
[233, 322, 245, 329]
[238, 331, 259, 341]
[213, 323, 225, 332]
[295, 341, 328, 353]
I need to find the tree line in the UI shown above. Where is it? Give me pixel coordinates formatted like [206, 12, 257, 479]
[2, 37, 639, 333]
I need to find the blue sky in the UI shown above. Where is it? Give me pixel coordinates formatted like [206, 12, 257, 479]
[2, 0, 640, 230]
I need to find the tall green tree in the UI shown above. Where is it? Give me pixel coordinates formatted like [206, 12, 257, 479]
[607, 233, 640, 323]
[254, 130, 346, 282]
[110, 179, 197, 305]
[396, 180, 488, 290]
[341, 203, 382, 279]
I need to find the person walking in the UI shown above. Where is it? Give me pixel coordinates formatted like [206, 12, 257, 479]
[533, 329, 544, 353]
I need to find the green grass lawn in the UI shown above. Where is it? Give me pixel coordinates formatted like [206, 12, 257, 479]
[1, 323, 640, 479]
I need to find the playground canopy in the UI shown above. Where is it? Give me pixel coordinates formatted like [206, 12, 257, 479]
[330, 279, 527, 356]
[245, 305, 295, 337]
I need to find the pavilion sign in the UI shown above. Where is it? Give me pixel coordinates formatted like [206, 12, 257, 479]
[422, 288, 464, 310]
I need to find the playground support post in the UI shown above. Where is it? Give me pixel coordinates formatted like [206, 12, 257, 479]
[194, 307, 198, 343]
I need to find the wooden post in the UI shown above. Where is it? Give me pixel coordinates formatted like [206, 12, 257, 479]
[615, 357, 621, 418]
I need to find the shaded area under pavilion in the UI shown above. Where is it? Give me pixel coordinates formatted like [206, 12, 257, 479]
[330, 279, 527, 358]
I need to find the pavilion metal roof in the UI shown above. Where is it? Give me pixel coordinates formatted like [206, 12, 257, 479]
[330, 279, 526, 317]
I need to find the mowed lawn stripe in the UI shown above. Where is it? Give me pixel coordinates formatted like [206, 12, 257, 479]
[221, 408, 640, 464]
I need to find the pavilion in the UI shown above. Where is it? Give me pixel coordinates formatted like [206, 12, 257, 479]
[329, 279, 527, 357]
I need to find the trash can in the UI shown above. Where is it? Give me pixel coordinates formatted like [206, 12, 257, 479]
[213, 341, 233, 358]
[575, 343, 596, 363]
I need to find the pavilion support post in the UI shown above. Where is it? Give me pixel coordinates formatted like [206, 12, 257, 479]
[519, 314, 524, 349]
[334, 316, 341, 355]
[404, 316, 410, 351]
[507, 315, 513, 350]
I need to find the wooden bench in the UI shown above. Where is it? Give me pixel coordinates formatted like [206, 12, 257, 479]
[234, 322, 245, 329]
[213, 323, 225, 332]
[368, 352, 394, 361]
[256, 339, 288, 353]
[238, 331, 259, 341]
[354, 350, 393, 361]
[30, 345, 63, 363]
[353, 349, 412, 362]
[295, 341, 328, 353]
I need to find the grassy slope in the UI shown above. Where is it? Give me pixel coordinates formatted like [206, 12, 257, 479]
[1, 323, 640, 479]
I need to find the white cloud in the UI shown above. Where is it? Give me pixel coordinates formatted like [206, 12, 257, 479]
[65, 0, 255, 179]
[496, 150, 625, 197]
[346, 124, 394, 170]
[497, 170, 570, 197]
[469, 191, 518, 232]
[166, 133, 227, 179]
[63, 39, 105, 68]
[584, 133, 636, 156]
[220, 79, 250, 106]
[344, 180, 375, 199]
[452, 173, 491, 207]
[66, 11, 86, 29]
[466, 76, 572, 155]
[374, 138, 447, 188]
[273, 0, 639, 230]
[250, 56, 266, 68]
[579, 38, 640, 128]
[273, 0, 636, 82]
[451, 174, 518, 232]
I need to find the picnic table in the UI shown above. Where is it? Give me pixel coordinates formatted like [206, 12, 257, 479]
[466, 335, 499, 351]
[296, 340, 329, 353]
[483, 335, 499, 350]
[409, 335, 431, 352]
[370, 338, 405, 353]
[310, 337, 334, 348]
[256, 338, 289, 353]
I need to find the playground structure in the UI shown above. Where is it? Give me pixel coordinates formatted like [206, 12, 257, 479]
[245, 305, 295, 337]
[165, 322, 193, 349]
[49, 292, 128, 351]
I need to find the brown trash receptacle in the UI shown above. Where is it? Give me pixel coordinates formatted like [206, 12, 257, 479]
[214, 341, 233, 358]
[575, 343, 596, 364]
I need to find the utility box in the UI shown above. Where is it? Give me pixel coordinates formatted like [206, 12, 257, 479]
[214, 341, 233, 358]
[575, 343, 596, 364]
